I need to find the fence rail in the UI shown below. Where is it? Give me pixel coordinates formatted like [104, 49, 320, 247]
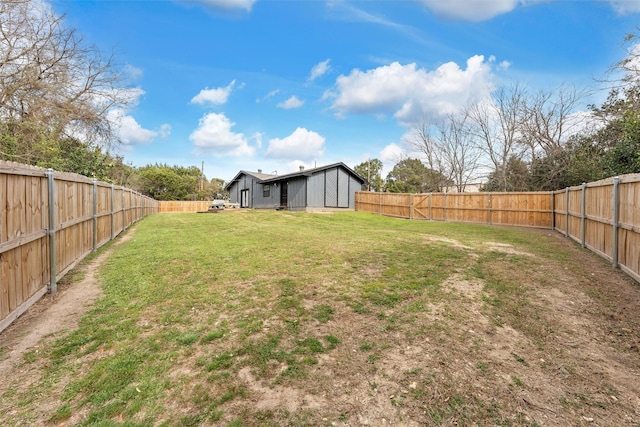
[356, 173, 640, 283]
[1, 161, 157, 332]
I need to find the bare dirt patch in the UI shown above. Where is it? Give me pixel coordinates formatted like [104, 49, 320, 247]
[1, 224, 640, 426]
[0, 231, 134, 385]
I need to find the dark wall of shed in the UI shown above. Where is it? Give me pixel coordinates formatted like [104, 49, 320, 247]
[287, 177, 307, 210]
[252, 180, 279, 209]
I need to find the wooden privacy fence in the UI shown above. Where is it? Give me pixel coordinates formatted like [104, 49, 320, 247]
[356, 173, 640, 283]
[552, 174, 640, 283]
[355, 191, 553, 228]
[1, 161, 158, 332]
[158, 201, 212, 213]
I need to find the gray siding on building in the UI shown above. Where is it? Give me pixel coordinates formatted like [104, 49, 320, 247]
[226, 163, 364, 211]
[348, 175, 363, 208]
[228, 175, 260, 207]
[252, 181, 279, 209]
[287, 177, 307, 210]
[228, 181, 239, 204]
[338, 168, 349, 208]
[325, 167, 339, 208]
[307, 173, 325, 207]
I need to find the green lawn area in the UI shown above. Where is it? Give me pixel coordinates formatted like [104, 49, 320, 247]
[2, 210, 639, 426]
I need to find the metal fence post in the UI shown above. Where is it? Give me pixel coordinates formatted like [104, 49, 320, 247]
[122, 189, 126, 231]
[580, 183, 586, 248]
[612, 177, 620, 268]
[110, 184, 115, 240]
[93, 179, 98, 252]
[551, 191, 555, 231]
[45, 169, 57, 295]
[565, 187, 569, 237]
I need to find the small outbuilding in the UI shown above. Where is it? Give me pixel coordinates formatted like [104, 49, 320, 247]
[224, 162, 366, 210]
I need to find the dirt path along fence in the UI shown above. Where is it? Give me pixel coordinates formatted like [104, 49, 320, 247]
[0, 161, 158, 332]
[356, 173, 640, 283]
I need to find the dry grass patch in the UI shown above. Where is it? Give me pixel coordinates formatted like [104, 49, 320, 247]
[1, 212, 639, 426]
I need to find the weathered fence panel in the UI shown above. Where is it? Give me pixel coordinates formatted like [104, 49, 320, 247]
[0, 161, 157, 332]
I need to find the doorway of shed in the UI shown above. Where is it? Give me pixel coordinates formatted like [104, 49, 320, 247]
[240, 189, 249, 208]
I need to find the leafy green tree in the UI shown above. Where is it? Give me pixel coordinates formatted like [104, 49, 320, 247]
[206, 178, 229, 200]
[137, 164, 203, 201]
[354, 159, 383, 191]
[384, 158, 450, 193]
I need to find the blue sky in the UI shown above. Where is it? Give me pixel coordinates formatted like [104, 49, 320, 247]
[51, 0, 640, 181]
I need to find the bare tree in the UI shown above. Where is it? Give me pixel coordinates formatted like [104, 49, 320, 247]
[520, 85, 588, 158]
[408, 112, 481, 192]
[0, 0, 129, 162]
[467, 84, 528, 192]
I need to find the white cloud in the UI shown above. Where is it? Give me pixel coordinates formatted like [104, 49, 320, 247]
[191, 80, 236, 105]
[252, 132, 263, 148]
[189, 112, 254, 156]
[159, 124, 172, 138]
[257, 89, 281, 103]
[379, 142, 406, 176]
[277, 96, 305, 109]
[380, 143, 405, 164]
[108, 108, 158, 145]
[309, 59, 331, 81]
[326, 55, 494, 124]
[193, 0, 257, 11]
[123, 64, 144, 81]
[609, 0, 640, 14]
[266, 127, 325, 160]
[287, 160, 314, 172]
[416, 0, 520, 21]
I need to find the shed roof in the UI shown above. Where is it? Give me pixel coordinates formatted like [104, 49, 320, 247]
[259, 162, 365, 184]
[224, 162, 365, 190]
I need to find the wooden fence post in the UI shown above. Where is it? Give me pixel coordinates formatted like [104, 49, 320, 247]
[444, 191, 447, 222]
[612, 177, 620, 268]
[565, 187, 569, 237]
[45, 169, 57, 295]
[488, 193, 492, 225]
[581, 182, 586, 248]
[410, 194, 414, 220]
[93, 179, 98, 252]
[429, 193, 432, 220]
[379, 192, 382, 216]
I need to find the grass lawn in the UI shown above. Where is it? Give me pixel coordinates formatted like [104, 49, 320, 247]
[1, 210, 639, 426]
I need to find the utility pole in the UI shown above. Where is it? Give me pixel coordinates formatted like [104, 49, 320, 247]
[201, 161, 205, 192]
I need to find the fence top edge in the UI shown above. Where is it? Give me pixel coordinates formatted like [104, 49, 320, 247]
[1, 160, 157, 202]
[356, 191, 553, 196]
